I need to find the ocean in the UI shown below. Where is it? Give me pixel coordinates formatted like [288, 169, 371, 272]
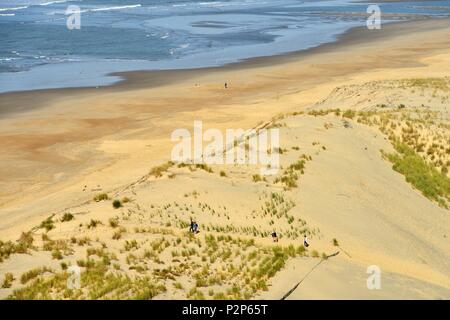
[0, 0, 449, 93]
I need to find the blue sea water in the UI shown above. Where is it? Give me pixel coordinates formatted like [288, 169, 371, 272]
[0, 0, 449, 92]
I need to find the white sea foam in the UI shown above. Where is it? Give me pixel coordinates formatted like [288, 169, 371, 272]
[197, 1, 253, 7]
[0, 13, 15, 16]
[0, 6, 28, 12]
[40, 1, 70, 6]
[85, 4, 142, 13]
[198, 2, 221, 6]
[52, 4, 143, 15]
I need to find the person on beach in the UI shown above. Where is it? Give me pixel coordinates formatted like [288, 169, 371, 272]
[271, 231, 278, 243]
[303, 235, 309, 247]
[193, 222, 199, 234]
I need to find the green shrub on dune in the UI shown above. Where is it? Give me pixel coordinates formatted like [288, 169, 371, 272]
[112, 200, 122, 209]
[93, 193, 108, 202]
[384, 142, 450, 208]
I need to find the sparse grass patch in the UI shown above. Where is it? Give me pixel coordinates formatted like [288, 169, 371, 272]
[40, 216, 55, 232]
[52, 249, 63, 260]
[93, 193, 108, 202]
[150, 161, 174, 178]
[109, 218, 119, 228]
[11, 262, 166, 300]
[2, 273, 14, 288]
[173, 282, 183, 290]
[177, 162, 213, 173]
[113, 227, 126, 240]
[61, 213, 74, 222]
[43, 239, 73, 256]
[16, 232, 34, 253]
[342, 109, 356, 119]
[274, 158, 307, 189]
[20, 267, 52, 285]
[252, 174, 263, 182]
[0, 232, 35, 262]
[383, 142, 450, 207]
[87, 219, 102, 229]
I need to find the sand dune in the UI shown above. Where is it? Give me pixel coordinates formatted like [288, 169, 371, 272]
[0, 19, 449, 299]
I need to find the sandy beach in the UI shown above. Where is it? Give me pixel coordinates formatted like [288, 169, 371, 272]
[0, 18, 449, 299]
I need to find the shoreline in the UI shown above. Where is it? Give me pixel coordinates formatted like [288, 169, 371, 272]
[0, 17, 444, 116]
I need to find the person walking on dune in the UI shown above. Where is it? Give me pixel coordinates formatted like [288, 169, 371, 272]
[303, 235, 309, 248]
[193, 221, 199, 234]
[271, 231, 278, 243]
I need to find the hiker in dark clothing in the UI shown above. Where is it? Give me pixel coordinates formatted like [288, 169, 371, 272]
[271, 231, 278, 243]
[189, 219, 195, 233]
[303, 235, 309, 247]
[193, 222, 199, 234]
[224, 82, 228, 89]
